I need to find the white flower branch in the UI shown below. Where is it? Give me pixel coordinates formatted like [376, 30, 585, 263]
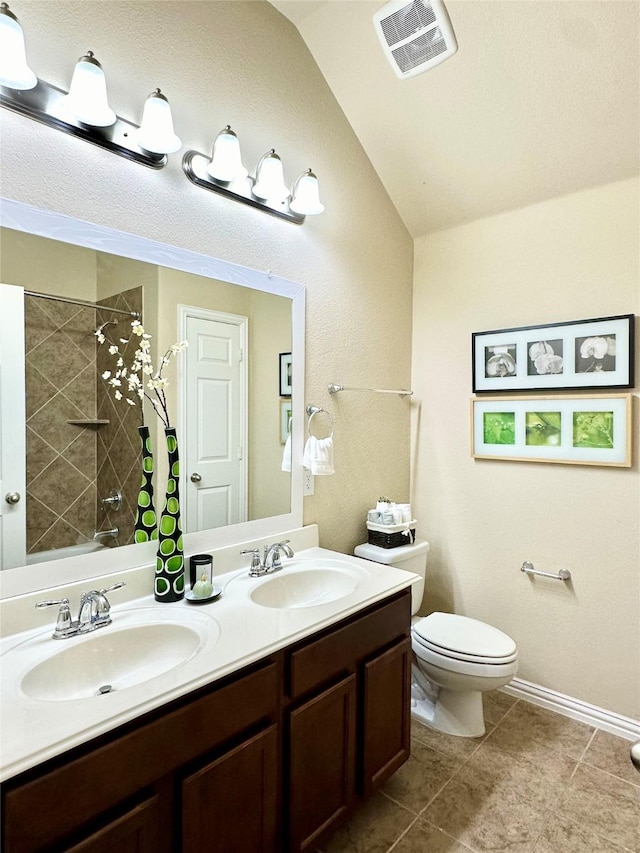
[96, 319, 187, 429]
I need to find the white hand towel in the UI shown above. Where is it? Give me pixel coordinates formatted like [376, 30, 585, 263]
[281, 433, 292, 472]
[303, 435, 334, 475]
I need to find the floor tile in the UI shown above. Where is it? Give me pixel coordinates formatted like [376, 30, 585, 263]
[532, 813, 631, 853]
[496, 699, 594, 759]
[559, 762, 640, 851]
[381, 738, 461, 815]
[582, 729, 640, 787]
[410, 718, 491, 760]
[466, 726, 577, 811]
[319, 791, 415, 853]
[422, 761, 547, 852]
[482, 690, 517, 726]
[391, 818, 476, 852]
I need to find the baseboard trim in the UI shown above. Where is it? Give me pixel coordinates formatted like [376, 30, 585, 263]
[503, 678, 640, 742]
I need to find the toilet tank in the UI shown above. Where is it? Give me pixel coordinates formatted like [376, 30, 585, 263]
[354, 539, 429, 616]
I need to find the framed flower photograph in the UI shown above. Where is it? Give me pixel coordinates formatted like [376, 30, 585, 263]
[472, 314, 634, 392]
[471, 394, 632, 467]
[279, 352, 292, 397]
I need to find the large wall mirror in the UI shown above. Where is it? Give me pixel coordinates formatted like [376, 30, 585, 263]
[0, 199, 304, 597]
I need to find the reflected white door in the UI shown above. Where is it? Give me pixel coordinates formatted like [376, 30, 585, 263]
[0, 284, 26, 569]
[180, 308, 248, 532]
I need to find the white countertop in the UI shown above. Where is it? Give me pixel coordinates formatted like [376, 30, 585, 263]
[0, 544, 418, 782]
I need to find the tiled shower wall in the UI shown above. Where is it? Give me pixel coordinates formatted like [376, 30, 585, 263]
[25, 287, 143, 556]
[96, 287, 144, 546]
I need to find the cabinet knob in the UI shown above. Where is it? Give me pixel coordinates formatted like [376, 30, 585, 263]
[5, 492, 21, 505]
[190, 473, 202, 483]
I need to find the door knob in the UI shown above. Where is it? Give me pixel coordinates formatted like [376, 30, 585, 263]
[190, 473, 202, 483]
[5, 492, 21, 505]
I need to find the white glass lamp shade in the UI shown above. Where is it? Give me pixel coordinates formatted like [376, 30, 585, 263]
[290, 169, 324, 215]
[63, 52, 116, 127]
[0, 3, 37, 90]
[252, 150, 290, 202]
[134, 89, 181, 154]
[206, 126, 248, 182]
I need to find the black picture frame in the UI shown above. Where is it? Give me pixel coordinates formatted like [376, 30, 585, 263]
[472, 314, 635, 393]
[279, 352, 292, 397]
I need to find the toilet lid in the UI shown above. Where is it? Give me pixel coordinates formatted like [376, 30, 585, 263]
[413, 612, 517, 664]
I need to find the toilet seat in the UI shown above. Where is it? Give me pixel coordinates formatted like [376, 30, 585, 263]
[412, 612, 517, 665]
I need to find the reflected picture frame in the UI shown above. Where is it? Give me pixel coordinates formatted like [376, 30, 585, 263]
[280, 400, 292, 444]
[279, 351, 292, 397]
[472, 314, 634, 393]
[471, 394, 632, 467]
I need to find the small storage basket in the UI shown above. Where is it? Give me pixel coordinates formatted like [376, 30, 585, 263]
[366, 520, 416, 549]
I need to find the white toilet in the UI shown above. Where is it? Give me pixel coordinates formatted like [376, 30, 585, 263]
[354, 539, 518, 737]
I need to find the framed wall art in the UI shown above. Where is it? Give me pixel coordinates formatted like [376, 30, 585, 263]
[471, 394, 632, 467]
[279, 352, 292, 397]
[472, 314, 634, 393]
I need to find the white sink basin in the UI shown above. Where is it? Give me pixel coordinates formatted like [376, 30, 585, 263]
[5, 606, 220, 702]
[247, 560, 370, 609]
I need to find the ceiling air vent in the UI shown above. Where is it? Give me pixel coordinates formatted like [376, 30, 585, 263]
[373, 0, 457, 79]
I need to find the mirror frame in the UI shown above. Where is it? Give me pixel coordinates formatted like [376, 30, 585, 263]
[0, 197, 305, 599]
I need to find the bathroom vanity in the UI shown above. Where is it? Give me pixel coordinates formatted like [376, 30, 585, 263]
[0, 534, 416, 853]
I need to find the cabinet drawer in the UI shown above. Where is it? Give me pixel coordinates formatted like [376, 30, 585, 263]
[3, 662, 278, 853]
[287, 590, 410, 700]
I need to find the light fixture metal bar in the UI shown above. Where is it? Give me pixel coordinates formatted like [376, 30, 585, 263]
[0, 79, 167, 169]
[182, 150, 305, 224]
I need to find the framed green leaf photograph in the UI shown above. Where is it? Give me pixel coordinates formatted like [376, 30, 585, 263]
[471, 395, 632, 467]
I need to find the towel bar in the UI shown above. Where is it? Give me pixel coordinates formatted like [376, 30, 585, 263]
[328, 383, 413, 397]
[521, 561, 571, 581]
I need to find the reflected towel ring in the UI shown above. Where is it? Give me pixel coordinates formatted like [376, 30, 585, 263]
[305, 405, 334, 438]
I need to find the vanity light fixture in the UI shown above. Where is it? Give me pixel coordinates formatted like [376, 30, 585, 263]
[183, 134, 325, 224]
[0, 4, 179, 167]
[0, 2, 36, 90]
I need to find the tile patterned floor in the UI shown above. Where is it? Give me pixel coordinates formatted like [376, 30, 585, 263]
[317, 692, 640, 853]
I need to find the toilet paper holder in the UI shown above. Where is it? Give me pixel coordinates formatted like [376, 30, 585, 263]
[521, 561, 571, 582]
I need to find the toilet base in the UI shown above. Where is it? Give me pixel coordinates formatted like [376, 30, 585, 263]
[410, 665, 486, 738]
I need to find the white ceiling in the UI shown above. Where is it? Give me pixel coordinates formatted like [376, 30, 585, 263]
[270, 0, 640, 237]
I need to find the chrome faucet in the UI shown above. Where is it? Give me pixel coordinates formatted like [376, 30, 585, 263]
[240, 540, 294, 577]
[36, 582, 126, 639]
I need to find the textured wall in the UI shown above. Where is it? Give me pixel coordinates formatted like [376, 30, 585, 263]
[0, 0, 413, 557]
[412, 178, 640, 719]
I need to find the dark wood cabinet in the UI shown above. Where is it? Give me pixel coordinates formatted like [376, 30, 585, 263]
[2, 589, 411, 853]
[182, 725, 279, 853]
[288, 675, 357, 852]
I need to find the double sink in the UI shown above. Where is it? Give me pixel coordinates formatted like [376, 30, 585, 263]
[3, 558, 371, 704]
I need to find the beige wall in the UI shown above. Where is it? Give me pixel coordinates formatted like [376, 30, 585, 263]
[411, 177, 640, 719]
[0, 0, 413, 557]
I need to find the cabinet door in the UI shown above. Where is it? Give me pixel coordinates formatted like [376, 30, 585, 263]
[361, 637, 411, 796]
[182, 725, 278, 853]
[287, 674, 357, 853]
[62, 795, 162, 853]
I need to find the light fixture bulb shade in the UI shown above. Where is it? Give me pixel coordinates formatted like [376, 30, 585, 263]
[134, 89, 181, 154]
[0, 4, 37, 90]
[252, 150, 290, 202]
[63, 52, 116, 127]
[206, 126, 248, 182]
[290, 169, 325, 215]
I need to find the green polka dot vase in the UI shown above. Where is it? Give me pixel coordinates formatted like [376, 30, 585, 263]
[155, 427, 185, 602]
[135, 426, 158, 544]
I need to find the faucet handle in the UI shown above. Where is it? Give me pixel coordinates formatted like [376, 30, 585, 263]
[35, 598, 76, 640]
[241, 548, 264, 577]
[99, 581, 126, 596]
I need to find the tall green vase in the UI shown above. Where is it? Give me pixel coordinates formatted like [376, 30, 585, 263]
[135, 426, 158, 543]
[154, 427, 185, 602]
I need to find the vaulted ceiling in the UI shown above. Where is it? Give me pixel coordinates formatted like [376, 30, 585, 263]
[270, 1, 640, 237]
